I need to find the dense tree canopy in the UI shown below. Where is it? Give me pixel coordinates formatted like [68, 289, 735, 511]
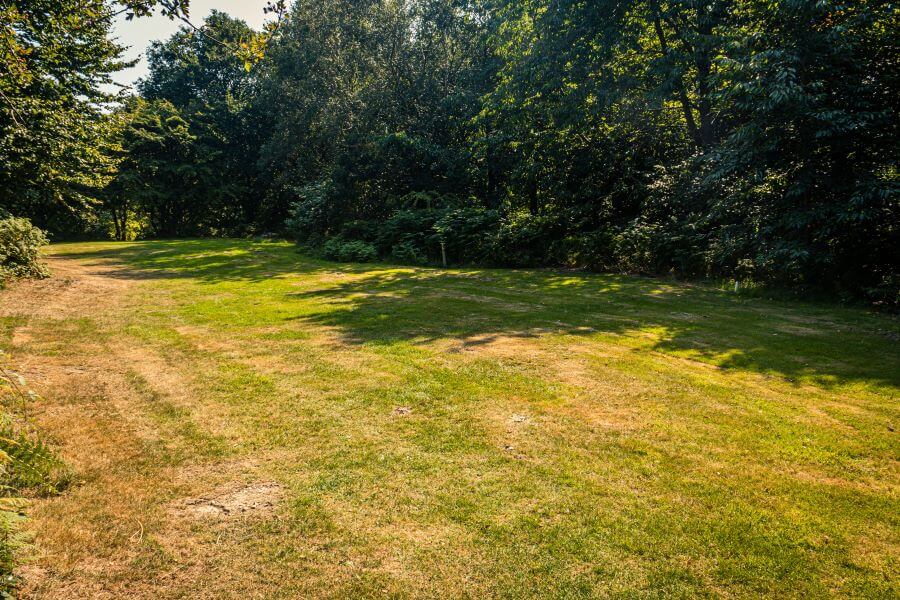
[1, 0, 897, 303]
[109, 11, 263, 237]
[0, 0, 196, 233]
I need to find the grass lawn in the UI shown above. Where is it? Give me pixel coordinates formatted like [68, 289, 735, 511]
[1, 239, 897, 598]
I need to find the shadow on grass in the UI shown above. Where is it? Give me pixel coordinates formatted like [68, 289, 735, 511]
[54, 239, 336, 283]
[287, 269, 899, 390]
[53, 239, 900, 390]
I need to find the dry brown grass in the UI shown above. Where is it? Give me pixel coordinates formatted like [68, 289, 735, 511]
[1, 241, 896, 599]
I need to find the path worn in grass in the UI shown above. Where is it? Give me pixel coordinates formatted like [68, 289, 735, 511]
[0, 239, 897, 598]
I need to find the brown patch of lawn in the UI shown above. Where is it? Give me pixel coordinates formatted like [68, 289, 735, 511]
[1, 239, 897, 598]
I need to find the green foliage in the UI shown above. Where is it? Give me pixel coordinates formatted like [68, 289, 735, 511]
[390, 241, 429, 266]
[0, 0, 194, 236]
[136, 10, 267, 233]
[0, 510, 18, 600]
[140, 11, 256, 107]
[106, 98, 232, 238]
[0, 217, 49, 284]
[433, 208, 500, 265]
[2, 0, 896, 303]
[375, 210, 442, 260]
[284, 182, 337, 242]
[0, 425, 71, 498]
[321, 238, 378, 263]
[0, 0, 120, 233]
[474, 0, 897, 301]
[490, 213, 572, 268]
[0, 352, 69, 595]
[255, 0, 486, 228]
[696, 0, 899, 298]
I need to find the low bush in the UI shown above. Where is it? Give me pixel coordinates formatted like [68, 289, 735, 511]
[374, 210, 441, 257]
[434, 208, 500, 265]
[339, 220, 379, 242]
[0, 425, 72, 498]
[321, 238, 378, 263]
[0, 217, 49, 285]
[866, 274, 900, 310]
[490, 213, 570, 267]
[576, 229, 618, 271]
[390, 241, 428, 265]
[284, 182, 337, 242]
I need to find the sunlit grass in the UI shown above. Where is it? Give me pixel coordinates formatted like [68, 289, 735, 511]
[5, 239, 898, 598]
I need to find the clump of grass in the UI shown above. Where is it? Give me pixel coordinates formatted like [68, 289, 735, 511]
[0, 352, 70, 596]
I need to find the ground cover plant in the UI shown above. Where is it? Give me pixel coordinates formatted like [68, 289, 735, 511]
[0, 351, 70, 597]
[0, 239, 896, 598]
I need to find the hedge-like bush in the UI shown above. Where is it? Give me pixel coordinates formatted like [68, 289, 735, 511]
[321, 238, 378, 263]
[0, 217, 49, 284]
[390, 240, 428, 265]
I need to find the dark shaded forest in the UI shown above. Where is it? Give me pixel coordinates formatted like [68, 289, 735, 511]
[1, 0, 898, 303]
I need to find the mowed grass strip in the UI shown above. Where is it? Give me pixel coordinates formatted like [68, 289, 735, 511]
[5, 239, 898, 598]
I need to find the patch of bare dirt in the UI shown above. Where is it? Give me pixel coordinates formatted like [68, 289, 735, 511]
[0, 256, 134, 321]
[174, 482, 284, 519]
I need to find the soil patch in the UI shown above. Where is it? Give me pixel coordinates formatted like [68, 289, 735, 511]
[175, 482, 284, 519]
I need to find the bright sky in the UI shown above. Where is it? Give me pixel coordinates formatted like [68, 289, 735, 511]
[110, 1, 272, 90]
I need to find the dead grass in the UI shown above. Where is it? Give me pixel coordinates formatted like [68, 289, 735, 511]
[1, 240, 897, 599]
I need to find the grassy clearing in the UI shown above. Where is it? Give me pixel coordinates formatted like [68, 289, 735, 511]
[0, 239, 897, 598]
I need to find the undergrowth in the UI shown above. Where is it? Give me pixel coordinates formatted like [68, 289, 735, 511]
[0, 352, 70, 597]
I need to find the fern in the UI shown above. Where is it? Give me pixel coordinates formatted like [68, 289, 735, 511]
[0, 352, 70, 596]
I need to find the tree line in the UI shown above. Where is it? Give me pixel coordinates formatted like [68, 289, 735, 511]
[1, 0, 897, 303]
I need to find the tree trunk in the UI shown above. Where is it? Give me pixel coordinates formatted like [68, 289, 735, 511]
[528, 174, 539, 216]
[113, 210, 122, 241]
[694, 12, 717, 147]
[486, 141, 501, 210]
[650, 0, 703, 148]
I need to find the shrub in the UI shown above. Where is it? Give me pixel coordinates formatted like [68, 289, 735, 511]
[866, 274, 900, 310]
[339, 220, 379, 242]
[553, 229, 617, 271]
[321, 238, 378, 263]
[433, 208, 500, 265]
[390, 241, 428, 265]
[613, 220, 666, 275]
[374, 210, 442, 257]
[0, 424, 72, 498]
[0, 514, 16, 599]
[285, 181, 337, 242]
[490, 213, 570, 267]
[0, 217, 49, 284]
[393, 191, 464, 211]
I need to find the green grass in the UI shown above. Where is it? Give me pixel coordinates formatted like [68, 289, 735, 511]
[7, 239, 899, 598]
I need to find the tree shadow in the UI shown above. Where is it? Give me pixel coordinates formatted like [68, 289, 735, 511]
[51, 239, 357, 283]
[51, 240, 900, 390]
[285, 267, 900, 390]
